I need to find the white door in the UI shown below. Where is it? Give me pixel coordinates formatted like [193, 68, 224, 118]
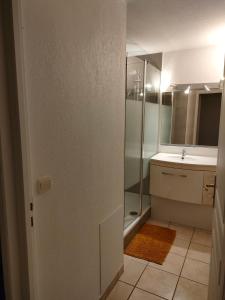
[208, 72, 225, 299]
[12, 1, 126, 300]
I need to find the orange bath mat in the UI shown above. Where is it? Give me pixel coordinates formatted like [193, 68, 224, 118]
[125, 224, 176, 265]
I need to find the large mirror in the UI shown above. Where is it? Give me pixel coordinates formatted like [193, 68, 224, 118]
[160, 82, 222, 147]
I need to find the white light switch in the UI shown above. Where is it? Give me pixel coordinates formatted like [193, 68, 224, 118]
[37, 176, 52, 194]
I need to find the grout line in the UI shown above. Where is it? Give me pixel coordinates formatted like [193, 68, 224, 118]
[124, 256, 181, 299]
[171, 225, 195, 299]
[126, 262, 149, 300]
[117, 279, 136, 298]
[189, 240, 212, 248]
[169, 252, 188, 258]
[126, 223, 190, 299]
[118, 280, 135, 288]
[126, 285, 135, 300]
[119, 223, 212, 300]
[133, 286, 168, 300]
[179, 275, 209, 287]
[147, 263, 183, 277]
[185, 256, 210, 265]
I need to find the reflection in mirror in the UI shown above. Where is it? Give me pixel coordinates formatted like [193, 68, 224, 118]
[160, 83, 222, 147]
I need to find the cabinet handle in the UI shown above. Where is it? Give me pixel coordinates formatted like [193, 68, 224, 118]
[161, 172, 187, 178]
[162, 172, 174, 176]
[206, 184, 215, 188]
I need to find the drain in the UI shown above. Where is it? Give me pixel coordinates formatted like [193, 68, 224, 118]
[129, 211, 138, 216]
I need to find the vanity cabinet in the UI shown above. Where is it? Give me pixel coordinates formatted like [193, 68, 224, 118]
[150, 164, 216, 206]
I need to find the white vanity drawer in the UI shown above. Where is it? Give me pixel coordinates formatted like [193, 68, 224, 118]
[150, 165, 204, 204]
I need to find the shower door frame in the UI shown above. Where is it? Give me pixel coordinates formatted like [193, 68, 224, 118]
[138, 59, 148, 216]
[124, 58, 149, 225]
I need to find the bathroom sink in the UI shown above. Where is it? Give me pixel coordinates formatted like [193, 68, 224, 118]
[151, 152, 217, 170]
[163, 154, 197, 162]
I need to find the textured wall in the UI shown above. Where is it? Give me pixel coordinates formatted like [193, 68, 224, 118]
[20, 0, 126, 299]
[162, 46, 224, 85]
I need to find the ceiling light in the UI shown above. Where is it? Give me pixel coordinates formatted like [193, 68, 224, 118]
[204, 85, 210, 91]
[184, 86, 191, 95]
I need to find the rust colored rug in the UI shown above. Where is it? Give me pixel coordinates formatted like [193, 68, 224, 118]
[125, 224, 176, 265]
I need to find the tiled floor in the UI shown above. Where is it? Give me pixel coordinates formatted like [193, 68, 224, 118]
[107, 219, 212, 300]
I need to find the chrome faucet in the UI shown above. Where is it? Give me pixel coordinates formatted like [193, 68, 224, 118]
[181, 149, 186, 160]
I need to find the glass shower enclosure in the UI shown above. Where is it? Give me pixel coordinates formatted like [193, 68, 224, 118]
[124, 56, 161, 229]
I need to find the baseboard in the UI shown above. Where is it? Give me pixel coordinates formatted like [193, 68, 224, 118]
[99, 265, 124, 300]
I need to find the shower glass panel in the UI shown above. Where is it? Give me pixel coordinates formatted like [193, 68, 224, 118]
[142, 62, 161, 212]
[124, 56, 161, 229]
[124, 57, 144, 228]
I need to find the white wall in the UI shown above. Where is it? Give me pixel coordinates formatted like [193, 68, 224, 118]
[162, 46, 224, 86]
[17, 1, 126, 299]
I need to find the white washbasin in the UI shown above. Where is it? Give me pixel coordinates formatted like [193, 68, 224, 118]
[151, 152, 217, 168]
[161, 154, 198, 163]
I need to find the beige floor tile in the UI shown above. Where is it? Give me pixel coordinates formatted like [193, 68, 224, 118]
[170, 238, 190, 257]
[120, 258, 146, 285]
[107, 281, 133, 300]
[148, 253, 185, 275]
[192, 229, 212, 247]
[124, 254, 149, 266]
[187, 243, 211, 264]
[146, 219, 169, 228]
[137, 267, 178, 300]
[181, 258, 210, 285]
[173, 278, 208, 300]
[124, 254, 131, 268]
[129, 288, 163, 300]
[169, 223, 193, 241]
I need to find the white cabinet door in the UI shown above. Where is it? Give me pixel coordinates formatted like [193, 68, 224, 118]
[150, 165, 204, 204]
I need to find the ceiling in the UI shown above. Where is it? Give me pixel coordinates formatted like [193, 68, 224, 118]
[127, 0, 225, 55]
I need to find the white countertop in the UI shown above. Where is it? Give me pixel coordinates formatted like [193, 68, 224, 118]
[151, 152, 217, 170]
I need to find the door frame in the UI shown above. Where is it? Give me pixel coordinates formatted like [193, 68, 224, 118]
[0, 0, 35, 299]
[193, 89, 222, 145]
